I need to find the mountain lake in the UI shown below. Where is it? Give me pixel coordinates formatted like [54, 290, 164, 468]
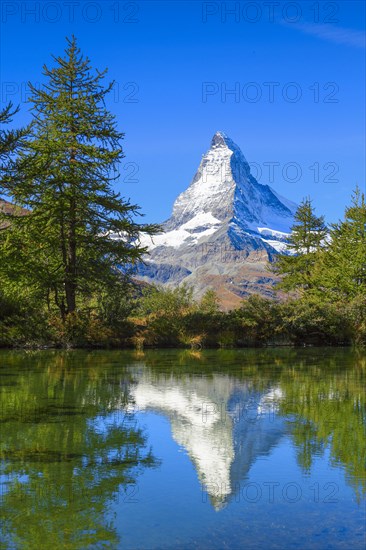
[0, 348, 365, 549]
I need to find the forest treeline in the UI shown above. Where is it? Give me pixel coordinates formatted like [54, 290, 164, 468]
[0, 37, 365, 349]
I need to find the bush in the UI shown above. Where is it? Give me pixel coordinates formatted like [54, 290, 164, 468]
[279, 297, 348, 345]
[0, 291, 50, 347]
[136, 284, 194, 347]
[232, 295, 284, 346]
[344, 296, 366, 346]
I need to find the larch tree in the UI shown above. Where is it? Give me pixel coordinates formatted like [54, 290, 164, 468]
[0, 36, 158, 320]
[317, 187, 366, 300]
[272, 197, 327, 292]
[0, 103, 26, 165]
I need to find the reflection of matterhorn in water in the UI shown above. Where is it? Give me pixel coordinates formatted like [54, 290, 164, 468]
[130, 372, 285, 510]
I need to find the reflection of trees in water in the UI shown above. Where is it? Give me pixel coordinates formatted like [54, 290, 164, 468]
[0, 348, 364, 547]
[277, 363, 366, 501]
[0, 351, 157, 549]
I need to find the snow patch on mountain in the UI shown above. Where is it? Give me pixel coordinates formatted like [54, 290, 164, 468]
[259, 238, 289, 253]
[257, 228, 290, 239]
[139, 212, 222, 250]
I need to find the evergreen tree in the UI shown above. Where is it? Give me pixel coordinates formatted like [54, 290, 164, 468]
[317, 187, 366, 300]
[272, 197, 327, 292]
[0, 102, 27, 216]
[0, 37, 157, 320]
[0, 103, 26, 167]
[0, 102, 29, 323]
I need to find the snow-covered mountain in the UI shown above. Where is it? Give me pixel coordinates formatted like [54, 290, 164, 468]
[137, 132, 297, 306]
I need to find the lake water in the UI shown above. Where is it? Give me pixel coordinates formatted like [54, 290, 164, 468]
[0, 348, 365, 549]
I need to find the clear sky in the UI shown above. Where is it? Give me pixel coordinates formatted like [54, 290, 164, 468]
[1, 1, 365, 224]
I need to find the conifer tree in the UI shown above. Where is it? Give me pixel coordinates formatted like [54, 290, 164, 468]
[0, 102, 27, 211]
[0, 37, 157, 320]
[0, 103, 25, 166]
[272, 197, 327, 292]
[317, 188, 366, 300]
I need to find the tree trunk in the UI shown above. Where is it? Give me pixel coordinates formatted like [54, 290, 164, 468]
[65, 196, 77, 315]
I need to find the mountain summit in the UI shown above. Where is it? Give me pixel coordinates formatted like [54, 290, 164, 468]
[137, 132, 297, 306]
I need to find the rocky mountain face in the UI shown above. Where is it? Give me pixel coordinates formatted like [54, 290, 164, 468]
[137, 132, 297, 308]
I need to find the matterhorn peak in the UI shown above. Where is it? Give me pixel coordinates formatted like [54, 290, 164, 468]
[211, 131, 229, 148]
[137, 132, 298, 306]
[166, 131, 256, 227]
[210, 131, 241, 153]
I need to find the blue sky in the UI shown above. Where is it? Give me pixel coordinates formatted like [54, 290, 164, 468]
[1, 1, 365, 224]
